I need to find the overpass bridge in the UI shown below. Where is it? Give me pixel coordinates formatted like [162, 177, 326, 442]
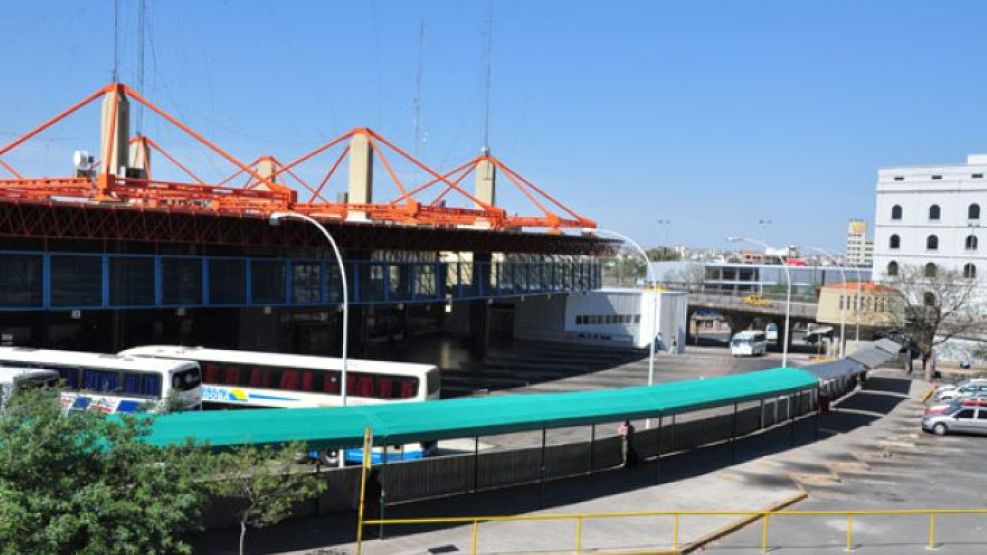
[684, 290, 820, 346]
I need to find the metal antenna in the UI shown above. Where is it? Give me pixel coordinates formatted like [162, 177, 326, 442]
[135, 0, 147, 133]
[413, 19, 425, 157]
[113, 0, 120, 83]
[482, 0, 493, 152]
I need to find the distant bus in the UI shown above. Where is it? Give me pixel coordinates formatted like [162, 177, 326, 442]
[118, 345, 441, 409]
[0, 347, 202, 413]
[730, 331, 768, 357]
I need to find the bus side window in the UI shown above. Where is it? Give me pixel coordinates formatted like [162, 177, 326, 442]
[248, 367, 264, 388]
[399, 379, 415, 399]
[58, 367, 80, 390]
[280, 370, 300, 391]
[301, 371, 314, 392]
[358, 375, 374, 397]
[82, 369, 120, 392]
[377, 377, 393, 399]
[224, 365, 240, 386]
[204, 364, 221, 384]
[347, 374, 358, 396]
[323, 372, 340, 394]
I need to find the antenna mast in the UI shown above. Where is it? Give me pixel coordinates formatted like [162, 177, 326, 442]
[135, 0, 147, 133]
[482, 0, 493, 153]
[413, 20, 425, 157]
[112, 0, 120, 82]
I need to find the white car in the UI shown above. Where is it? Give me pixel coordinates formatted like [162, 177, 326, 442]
[936, 378, 987, 394]
[937, 382, 987, 401]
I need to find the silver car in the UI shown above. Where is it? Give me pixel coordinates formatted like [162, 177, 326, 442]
[922, 405, 987, 436]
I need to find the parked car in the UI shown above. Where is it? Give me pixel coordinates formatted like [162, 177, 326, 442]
[936, 382, 987, 401]
[925, 397, 987, 416]
[922, 404, 987, 436]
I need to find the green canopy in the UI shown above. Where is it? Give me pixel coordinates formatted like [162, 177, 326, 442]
[140, 367, 817, 449]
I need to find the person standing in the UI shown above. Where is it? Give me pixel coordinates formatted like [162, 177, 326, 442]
[619, 420, 638, 468]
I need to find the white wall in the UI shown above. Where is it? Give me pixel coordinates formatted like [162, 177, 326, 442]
[512, 289, 687, 352]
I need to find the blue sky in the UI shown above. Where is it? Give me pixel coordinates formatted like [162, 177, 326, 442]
[2, 1, 986, 251]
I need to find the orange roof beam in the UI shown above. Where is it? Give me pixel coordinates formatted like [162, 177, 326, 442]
[120, 84, 291, 200]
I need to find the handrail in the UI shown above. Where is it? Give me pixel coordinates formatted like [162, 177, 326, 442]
[361, 507, 987, 553]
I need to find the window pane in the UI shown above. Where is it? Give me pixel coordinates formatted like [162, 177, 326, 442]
[0, 254, 42, 307]
[252, 260, 286, 304]
[51, 255, 102, 306]
[82, 369, 120, 392]
[109, 257, 155, 306]
[162, 258, 202, 305]
[209, 259, 246, 304]
[291, 262, 322, 304]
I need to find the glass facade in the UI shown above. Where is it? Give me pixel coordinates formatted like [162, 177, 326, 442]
[0, 251, 602, 311]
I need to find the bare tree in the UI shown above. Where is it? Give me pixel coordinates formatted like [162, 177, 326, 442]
[883, 264, 985, 380]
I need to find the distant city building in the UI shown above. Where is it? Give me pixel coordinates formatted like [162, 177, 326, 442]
[872, 153, 987, 290]
[844, 219, 874, 267]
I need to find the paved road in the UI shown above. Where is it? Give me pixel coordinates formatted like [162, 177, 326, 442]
[710, 374, 987, 553]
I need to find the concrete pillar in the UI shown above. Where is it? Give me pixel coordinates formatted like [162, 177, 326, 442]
[474, 156, 496, 208]
[469, 252, 493, 355]
[128, 137, 151, 178]
[347, 131, 373, 222]
[255, 156, 278, 191]
[100, 90, 130, 176]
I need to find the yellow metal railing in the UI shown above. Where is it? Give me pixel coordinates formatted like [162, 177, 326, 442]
[359, 508, 987, 554]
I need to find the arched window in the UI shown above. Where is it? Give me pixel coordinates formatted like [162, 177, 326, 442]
[925, 262, 938, 278]
[887, 261, 899, 277]
[923, 292, 936, 306]
[929, 204, 941, 220]
[970, 203, 981, 220]
[926, 235, 939, 250]
[966, 235, 979, 251]
[891, 205, 903, 220]
[889, 234, 900, 249]
[964, 263, 977, 279]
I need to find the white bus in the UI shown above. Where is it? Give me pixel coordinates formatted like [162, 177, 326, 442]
[730, 330, 768, 357]
[0, 347, 202, 413]
[0, 367, 60, 408]
[118, 345, 441, 409]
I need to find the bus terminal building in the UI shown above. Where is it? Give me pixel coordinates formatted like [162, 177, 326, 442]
[0, 84, 613, 356]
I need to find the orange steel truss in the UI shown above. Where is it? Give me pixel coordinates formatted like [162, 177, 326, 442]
[0, 83, 595, 231]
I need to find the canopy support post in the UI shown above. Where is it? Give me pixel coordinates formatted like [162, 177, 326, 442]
[759, 397, 765, 430]
[731, 401, 739, 464]
[589, 423, 596, 474]
[655, 414, 663, 484]
[815, 386, 821, 440]
[379, 445, 388, 540]
[539, 427, 547, 509]
[473, 436, 479, 493]
[789, 392, 796, 446]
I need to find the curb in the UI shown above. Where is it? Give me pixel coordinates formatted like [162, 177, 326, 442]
[680, 489, 809, 553]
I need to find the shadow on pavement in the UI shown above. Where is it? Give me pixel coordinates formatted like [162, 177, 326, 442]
[188, 374, 917, 554]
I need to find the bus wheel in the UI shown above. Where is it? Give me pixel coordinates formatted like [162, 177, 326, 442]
[320, 448, 340, 466]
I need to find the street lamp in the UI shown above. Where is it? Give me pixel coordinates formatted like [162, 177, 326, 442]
[582, 228, 659, 389]
[270, 212, 350, 406]
[728, 236, 791, 367]
[807, 246, 847, 358]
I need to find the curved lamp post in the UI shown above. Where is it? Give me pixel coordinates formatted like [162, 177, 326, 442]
[270, 212, 349, 406]
[582, 227, 658, 388]
[728, 236, 791, 368]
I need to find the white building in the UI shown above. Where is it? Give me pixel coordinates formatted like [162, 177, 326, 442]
[845, 219, 873, 267]
[513, 289, 687, 352]
[872, 153, 987, 288]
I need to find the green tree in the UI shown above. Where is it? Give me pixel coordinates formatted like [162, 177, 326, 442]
[0, 388, 211, 554]
[645, 246, 681, 262]
[210, 443, 327, 555]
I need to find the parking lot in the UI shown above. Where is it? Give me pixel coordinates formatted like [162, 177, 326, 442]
[711, 373, 987, 553]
